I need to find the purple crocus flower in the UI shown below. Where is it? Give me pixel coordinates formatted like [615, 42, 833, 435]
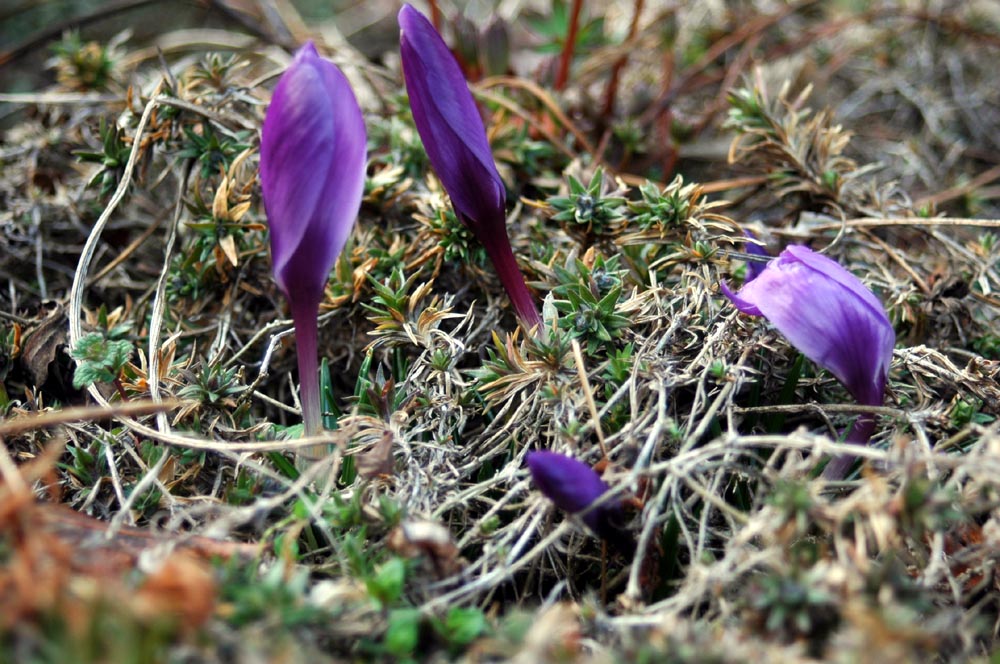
[721, 245, 895, 477]
[398, 4, 542, 329]
[527, 451, 631, 552]
[260, 42, 366, 445]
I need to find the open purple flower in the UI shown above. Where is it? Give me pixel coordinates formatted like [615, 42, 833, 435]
[398, 4, 541, 329]
[527, 451, 630, 551]
[722, 245, 895, 477]
[260, 42, 366, 447]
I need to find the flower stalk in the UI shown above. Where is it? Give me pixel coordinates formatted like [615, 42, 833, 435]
[259, 42, 367, 459]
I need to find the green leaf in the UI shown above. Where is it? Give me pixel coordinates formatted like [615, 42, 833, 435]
[441, 607, 486, 646]
[366, 557, 406, 607]
[72, 362, 112, 389]
[384, 608, 421, 657]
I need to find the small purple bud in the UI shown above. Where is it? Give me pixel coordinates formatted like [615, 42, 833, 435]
[527, 451, 631, 553]
[722, 245, 895, 477]
[398, 4, 541, 329]
[260, 42, 366, 444]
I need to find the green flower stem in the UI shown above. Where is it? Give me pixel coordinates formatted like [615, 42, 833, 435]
[290, 298, 327, 460]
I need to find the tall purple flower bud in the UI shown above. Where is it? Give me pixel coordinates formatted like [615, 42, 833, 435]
[260, 42, 366, 451]
[398, 4, 542, 329]
[721, 245, 895, 477]
[527, 451, 632, 553]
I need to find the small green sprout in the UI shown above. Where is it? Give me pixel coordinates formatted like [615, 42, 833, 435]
[49, 31, 120, 91]
[177, 123, 251, 178]
[549, 168, 626, 237]
[366, 557, 407, 608]
[74, 118, 132, 197]
[524, 0, 606, 55]
[630, 180, 693, 230]
[768, 480, 814, 534]
[428, 207, 487, 266]
[552, 254, 630, 355]
[747, 568, 840, 653]
[71, 332, 134, 395]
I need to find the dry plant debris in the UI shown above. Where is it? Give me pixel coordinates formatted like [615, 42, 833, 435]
[1, 0, 1000, 661]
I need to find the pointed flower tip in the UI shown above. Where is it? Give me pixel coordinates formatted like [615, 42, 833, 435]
[397, 3, 505, 233]
[724, 245, 895, 407]
[297, 40, 319, 58]
[527, 451, 610, 528]
[260, 40, 367, 307]
[398, 3, 417, 27]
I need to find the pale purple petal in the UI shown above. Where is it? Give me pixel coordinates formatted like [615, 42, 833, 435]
[260, 42, 366, 306]
[720, 280, 763, 316]
[783, 245, 887, 323]
[723, 245, 894, 407]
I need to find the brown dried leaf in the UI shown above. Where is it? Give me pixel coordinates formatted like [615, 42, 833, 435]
[134, 551, 216, 632]
[388, 519, 463, 577]
[218, 234, 239, 267]
[355, 430, 396, 479]
[19, 305, 67, 386]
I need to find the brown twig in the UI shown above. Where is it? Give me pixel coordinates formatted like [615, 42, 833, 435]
[601, 0, 645, 118]
[0, 400, 182, 437]
[427, 0, 442, 32]
[554, 0, 584, 91]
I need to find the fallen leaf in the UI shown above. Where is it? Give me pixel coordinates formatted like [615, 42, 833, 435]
[19, 305, 67, 387]
[355, 430, 396, 479]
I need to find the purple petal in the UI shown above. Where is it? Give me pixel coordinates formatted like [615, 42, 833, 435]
[398, 4, 540, 327]
[398, 4, 506, 236]
[260, 42, 367, 307]
[724, 245, 894, 406]
[527, 451, 610, 531]
[720, 280, 763, 316]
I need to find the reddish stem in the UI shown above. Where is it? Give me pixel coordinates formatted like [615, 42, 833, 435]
[427, 0, 442, 33]
[289, 298, 326, 458]
[601, 0, 645, 118]
[554, 0, 584, 90]
[822, 413, 876, 480]
[113, 377, 130, 402]
[482, 239, 542, 333]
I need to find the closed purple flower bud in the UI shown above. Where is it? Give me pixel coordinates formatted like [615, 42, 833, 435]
[526, 451, 631, 553]
[721, 245, 895, 477]
[528, 451, 608, 520]
[260, 42, 366, 445]
[398, 4, 541, 329]
[261, 42, 366, 307]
